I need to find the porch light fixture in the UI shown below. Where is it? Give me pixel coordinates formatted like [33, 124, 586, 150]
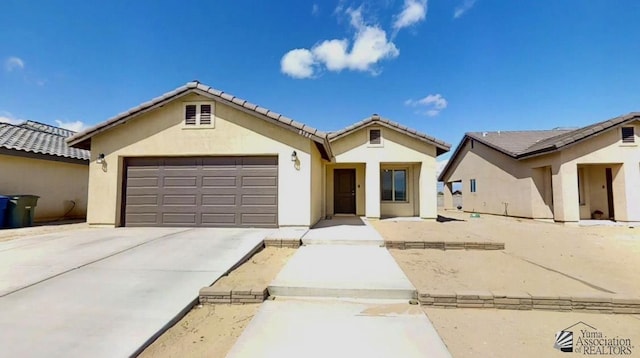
[291, 150, 298, 162]
[96, 153, 105, 164]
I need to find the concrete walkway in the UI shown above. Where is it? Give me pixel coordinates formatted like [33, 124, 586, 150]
[230, 218, 451, 357]
[0, 227, 271, 358]
[226, 298, 451, 358]
[302, 216, 385, 245]
[269, 245, 416, 299]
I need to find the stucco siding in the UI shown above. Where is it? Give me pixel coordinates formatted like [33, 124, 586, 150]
[310, 143, 325, 225]
[0, 154, 88, 222]
[87, 93, 314, 227]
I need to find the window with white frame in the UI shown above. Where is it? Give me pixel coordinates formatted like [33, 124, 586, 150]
[470, 179, 477, 193]
[381, 169, 407, 202]
[184, 103, 215, 126]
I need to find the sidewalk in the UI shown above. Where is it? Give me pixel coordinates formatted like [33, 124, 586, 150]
[226, 217, 451, 357]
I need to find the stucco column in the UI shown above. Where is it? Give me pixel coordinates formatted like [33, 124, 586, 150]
[365, 161, 380, 219]
[419, 160, 437, 219]
[551, 162, 580, 222]
[443, 182, 453, 210]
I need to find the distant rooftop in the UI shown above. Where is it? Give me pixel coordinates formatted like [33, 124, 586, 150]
[0, 121, 90, 161]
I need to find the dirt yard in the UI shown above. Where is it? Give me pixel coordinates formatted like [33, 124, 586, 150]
[0, 221, 87, 242]
[425, 308, 640, 358]
[374, 210, 640, 296]
[138, 247, 295, 358]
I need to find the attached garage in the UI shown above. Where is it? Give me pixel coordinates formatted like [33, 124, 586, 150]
[123, 156, 278, 228]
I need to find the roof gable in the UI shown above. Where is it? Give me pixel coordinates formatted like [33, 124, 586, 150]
[66, 81, 332, 158]
[328, 114, 451, 156]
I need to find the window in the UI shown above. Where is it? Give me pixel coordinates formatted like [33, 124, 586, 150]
[471, 139, 474, 149]
[622, 127, 635, 143]
[369, 129, 382, 145]
[184, 103, 215, 126]
[381, 169, 407, 202]
[470, 179, 477, 193]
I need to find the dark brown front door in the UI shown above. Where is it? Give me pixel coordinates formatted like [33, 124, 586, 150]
[334, 169, 356, 214]
[122, 156, 278, 227]
[605, 168, 615, 220]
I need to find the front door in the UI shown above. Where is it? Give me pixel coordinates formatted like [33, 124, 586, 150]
[605, 168, 615, 220]
[334, 169, 356, 214]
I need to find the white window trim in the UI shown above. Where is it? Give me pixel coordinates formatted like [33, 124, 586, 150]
[368, 128, 384, 147]
[380, 167, 409, 203]
[182, 102, 215, 129]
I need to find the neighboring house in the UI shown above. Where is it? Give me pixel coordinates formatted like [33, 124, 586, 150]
[66, 81, 450, 228]
[0, 121, 90, 222]
[439, 113, 640, 223]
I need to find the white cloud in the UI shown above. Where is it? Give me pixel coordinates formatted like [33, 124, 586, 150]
[405, 93, 448, 116]
[312, 3, 320, 16]
[0, 111, 22, 125]
[4, 56, 25, 72]
[281, 7, 399, 78]
[280, 49, 316, 79]
[393, 0, 428, 30]
[454, 0, 477, 19]
[55, 120, 87, 132]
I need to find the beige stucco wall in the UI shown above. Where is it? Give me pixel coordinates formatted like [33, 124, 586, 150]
[310, 143, 325, 225]
[442, 121, 640, 222]
[442, 139, 541, 218]
[330, 125, 439, 219]
[0, 154, 88, 222]
[87, 93, 317, 227]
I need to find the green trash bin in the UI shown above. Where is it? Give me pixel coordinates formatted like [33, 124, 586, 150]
[4, 195, 40, 228]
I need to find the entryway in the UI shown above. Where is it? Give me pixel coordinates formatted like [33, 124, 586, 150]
[333, 169, 356, 214]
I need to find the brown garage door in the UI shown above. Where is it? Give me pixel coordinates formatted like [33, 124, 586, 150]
[123, 156, 278, 227]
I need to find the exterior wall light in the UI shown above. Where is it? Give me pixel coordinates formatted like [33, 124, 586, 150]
[96, 153, 105, 164]
[291, 150, 298, 162]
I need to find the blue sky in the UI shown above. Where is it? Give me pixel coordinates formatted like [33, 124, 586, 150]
[2, 0, 640, 168]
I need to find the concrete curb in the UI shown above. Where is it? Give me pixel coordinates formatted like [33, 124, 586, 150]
[386, 241, 505, 250]
[199, 287, 269, 304]
[264, 239, 301, 248]
[418, 290, 640, 314]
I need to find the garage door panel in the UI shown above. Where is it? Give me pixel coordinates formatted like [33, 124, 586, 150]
[124, 156, 278, 227]
[162, 213, 197, 224]
[202, 213, 237, 225]
[201, 195, 236, 206]
[125, 213, 158, 223]
[241, 195, 277, 206]
[202, 176, 238, 187]
[242, 213, 278, 225]
[242, 176, 277, 187]
[242, 156, 278, 166]
[163, 195, 197, 205]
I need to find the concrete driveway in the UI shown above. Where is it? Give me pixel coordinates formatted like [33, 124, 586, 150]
[0, 227, 271, 357]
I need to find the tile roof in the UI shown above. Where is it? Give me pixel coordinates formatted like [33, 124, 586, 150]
[466, 130, 573, 157]
[439, 112, 640, 181]
[18, 120, 76, 138]
[0, 122, 90, 161]
[328, 114, 451, 155]
[67, 81, 330, 152]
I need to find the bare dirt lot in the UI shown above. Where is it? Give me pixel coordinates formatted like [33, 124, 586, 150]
[425, 307, 640, 358]
[374, 210, 640, 296]
[0, 221, 87, 242]
[138, 247, 295, 358]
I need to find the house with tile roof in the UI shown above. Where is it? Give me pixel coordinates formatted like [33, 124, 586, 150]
[439, 113, 640, 223]
[0, 121, 89, 223]
[66, 81, 449, 228]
